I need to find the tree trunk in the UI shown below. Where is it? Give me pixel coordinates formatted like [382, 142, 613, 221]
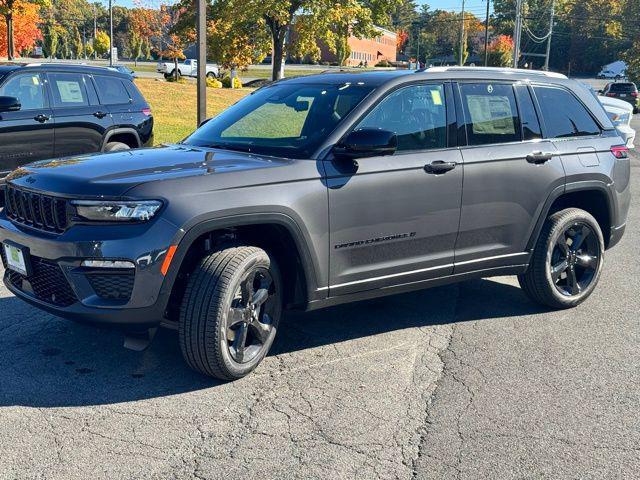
[6, 13, 14, 60]
[174, 57, 179, 81]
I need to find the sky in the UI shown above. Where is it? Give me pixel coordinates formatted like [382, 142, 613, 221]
[110, 0, 492, 15]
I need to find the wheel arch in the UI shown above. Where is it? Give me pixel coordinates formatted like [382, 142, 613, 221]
[102, 128, 141, 150]
[527, 181, 615, 251]
[161, 213, 322, 322]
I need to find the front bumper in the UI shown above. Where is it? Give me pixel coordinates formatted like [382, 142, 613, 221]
[0, 212, 180, 328]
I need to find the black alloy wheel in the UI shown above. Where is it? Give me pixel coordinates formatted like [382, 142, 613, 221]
[550, 222, 600, 297]
[227, 268, 278, 364]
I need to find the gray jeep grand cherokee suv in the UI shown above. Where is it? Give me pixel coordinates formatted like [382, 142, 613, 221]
[0, 67, 631, 380]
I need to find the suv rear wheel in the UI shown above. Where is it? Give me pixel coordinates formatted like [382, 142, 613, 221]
[179, 245, 282, 380]
[519, 208, 604, 309]
[104, 141, 130, 152]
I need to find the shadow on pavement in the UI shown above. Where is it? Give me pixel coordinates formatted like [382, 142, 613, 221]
[0, 278, 547, 408]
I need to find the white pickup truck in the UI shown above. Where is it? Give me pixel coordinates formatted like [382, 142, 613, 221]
[157, 59, 220, 79]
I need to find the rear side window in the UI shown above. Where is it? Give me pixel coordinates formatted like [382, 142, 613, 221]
[48, 73, 88, 107]
[533, 86, 600, 138]
[123, 79, 146, 104]
[515, 85, 541, 141]
[93, 76, 131, 105]
[356, 84, 447, 151]
[460, 83, 521, 145]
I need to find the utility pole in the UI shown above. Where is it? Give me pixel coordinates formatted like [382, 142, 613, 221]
[459, 0, 466, 66]
[416, 28, 421, 68]
[543, 0, 555, 71]
[196, 0, 207, 126]
[109, 0, 114, 66]
[512, 0, 523, 68]
[483, 0, 490, 66]
[93, 6, 97, 60]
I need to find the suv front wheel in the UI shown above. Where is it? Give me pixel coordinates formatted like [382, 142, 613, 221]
[519, 208, 604, 309]
[179, 245, 282, 380]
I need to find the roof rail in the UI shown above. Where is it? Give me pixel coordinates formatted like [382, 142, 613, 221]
[421, 66, 568, 79]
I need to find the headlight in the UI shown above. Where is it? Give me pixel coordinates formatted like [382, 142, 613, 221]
[609, 112, 631, 126]
[71, 200, 162, 222]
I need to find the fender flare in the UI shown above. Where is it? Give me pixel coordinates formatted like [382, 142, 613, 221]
[102, 128, 142, 150]
[525, 180, 615, 251]
[158, 212, 323, 306]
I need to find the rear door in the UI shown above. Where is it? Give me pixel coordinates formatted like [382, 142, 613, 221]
[92, 74, 136, 129]
[454, 81, 564, 273]
[0, 71, 54, 175]
[326, 82, 463, 296]
[47, 72, 113, 157]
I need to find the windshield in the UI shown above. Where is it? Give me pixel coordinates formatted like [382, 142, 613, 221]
[183, 82, 374, 159]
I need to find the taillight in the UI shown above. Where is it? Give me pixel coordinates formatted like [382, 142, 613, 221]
[606, 92, 616, 97]
[632, 92, 638, 97]
[142, 107, 152, 116]
[611, 145, 629, 159]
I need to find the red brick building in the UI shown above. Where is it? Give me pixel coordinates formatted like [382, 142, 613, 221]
[319, 26, 397, 66]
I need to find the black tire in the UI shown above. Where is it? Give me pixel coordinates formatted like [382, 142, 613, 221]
[518, 208, 604, 309]
[179, 245, 282, 380]
[206, 71, 217, 79]
[104, 141, 130, 152]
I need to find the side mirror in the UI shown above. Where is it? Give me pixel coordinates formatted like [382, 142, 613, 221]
[597, 89, 604, 94]
[0, 96, 20, 112]
[334, 128, 397, 159]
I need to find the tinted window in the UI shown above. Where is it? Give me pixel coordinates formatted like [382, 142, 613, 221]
[356, 84, 447, 151]
[609, 83, 636, 93]
[83, 75, 99, 105]
[93, 76, 131, 105]
[123, 79, 146, 104]
[460, 83, 520, 145]
[515, 84, 541, 141]
[534, 86, 600, 138]
[0, 73, 46, 110]
[184, 82, 373, 159]
[49, 73, 88, 107]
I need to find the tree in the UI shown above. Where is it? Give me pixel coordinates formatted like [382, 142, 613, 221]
[0, 0, 41, 56]
[42, 21, 62, 58]
[73, 26, 83, 58]
[1, 0, 47, 59]
[486, 34, 513, 67]
[93, 29, 110, 56]
[84, 40, 93, 58]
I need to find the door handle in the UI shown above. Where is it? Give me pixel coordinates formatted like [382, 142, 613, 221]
[424, 161, 456, 174]
[526, 151, 555, 164]
[33, 114, 50, 123]
[93, 111, 108, 119]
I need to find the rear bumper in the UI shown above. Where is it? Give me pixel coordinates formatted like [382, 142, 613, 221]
[0, 213, 180, 328]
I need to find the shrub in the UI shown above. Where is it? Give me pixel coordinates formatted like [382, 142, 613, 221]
[207, 77, 223, 88]
[221, 75, 243, 89]
[375, 59, 391, 68]
[165, 75, 186, 84]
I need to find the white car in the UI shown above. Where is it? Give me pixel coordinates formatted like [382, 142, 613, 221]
[599, 95, 635, 148]
[597, 69, 626, 80]
[157, 59, 219, 79]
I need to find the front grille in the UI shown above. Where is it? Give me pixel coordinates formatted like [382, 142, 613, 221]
[4, 185, 69, 233]
[1, 250, 77, 307]
[86, 271, 135, 301]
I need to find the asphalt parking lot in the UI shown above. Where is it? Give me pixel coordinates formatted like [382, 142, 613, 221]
[0, 116, 638, 480]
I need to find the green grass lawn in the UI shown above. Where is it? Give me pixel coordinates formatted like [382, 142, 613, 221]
[135, 78, 252, 144]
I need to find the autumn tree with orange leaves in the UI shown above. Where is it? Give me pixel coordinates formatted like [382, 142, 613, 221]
[1, 0, 45, 59]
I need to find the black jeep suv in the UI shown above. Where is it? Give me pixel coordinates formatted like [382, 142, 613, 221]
[0, 63, 153, 178]
[0, 67, 631, 380]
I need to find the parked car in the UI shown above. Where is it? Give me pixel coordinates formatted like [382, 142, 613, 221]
[596, 69, 626, 80]
[599, 82, 638, 112]
[599, 95, 635, 148]
[0, 67, 630, 380]
[0, 63, 153, 179]
[109, 65, 137, 79]
[156, 59, 219, 79]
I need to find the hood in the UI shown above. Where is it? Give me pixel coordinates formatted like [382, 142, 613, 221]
[5, 145, 291, 197]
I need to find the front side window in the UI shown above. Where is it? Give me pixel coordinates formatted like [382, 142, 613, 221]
[534, 85, 600, 138]
[49, 73, 88, 107]
[93, 76, 131, 105]
[356, 84, 447, 151]
[184, 82, 374, 159]
[460, 83, 521, 146]
[0, 73, 45, 110]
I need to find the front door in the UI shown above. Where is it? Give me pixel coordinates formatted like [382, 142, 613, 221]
[0, 72, 54, 176]
[325, 83, 463, 296]
[47, 72, 112, 157]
